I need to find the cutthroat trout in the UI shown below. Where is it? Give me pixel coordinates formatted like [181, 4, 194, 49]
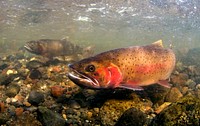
[24, 39, 83, 58]
[68, 40, 176, 90]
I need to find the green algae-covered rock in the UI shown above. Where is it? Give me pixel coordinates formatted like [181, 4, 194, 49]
[115, 107, 147, 126]
[37, 106, 66, 126]
[151, 94, 200, 126]
[99, 93, 152, 126]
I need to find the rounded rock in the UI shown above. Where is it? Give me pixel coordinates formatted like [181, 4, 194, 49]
[5, 83, 20, 97]
[28, 90, 44, 105]
[68, 100, 81, 109]
[115, 107, 147, 126]
[15, 107, 24, 116]
[51, 85, 64, 97]
[29, 69, 42, 79]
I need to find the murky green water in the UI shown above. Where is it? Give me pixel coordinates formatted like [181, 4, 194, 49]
[0, 0, 200, 54]
[1, 1, 200, 125]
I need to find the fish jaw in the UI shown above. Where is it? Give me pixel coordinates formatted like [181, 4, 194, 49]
[24, 41, 43, 55]
[24, 43, 35, 53]
[68, 64, 100, 89]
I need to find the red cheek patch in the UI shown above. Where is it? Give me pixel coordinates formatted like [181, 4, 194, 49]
[107, 63, 122, 87]
[95, 63, 122, 88]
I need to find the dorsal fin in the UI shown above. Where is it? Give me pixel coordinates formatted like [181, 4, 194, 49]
[152, 40, 163, 48]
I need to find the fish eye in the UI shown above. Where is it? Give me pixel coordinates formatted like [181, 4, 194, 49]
[85, 64, 95, 72]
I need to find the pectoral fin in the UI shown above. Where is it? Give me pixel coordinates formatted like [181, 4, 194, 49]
[158, 80, 171, 88]
[118, 84, 144, 90]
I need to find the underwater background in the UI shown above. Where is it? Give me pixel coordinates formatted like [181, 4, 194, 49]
[0, 0, 200, 126]
[1, 0, 200, 54]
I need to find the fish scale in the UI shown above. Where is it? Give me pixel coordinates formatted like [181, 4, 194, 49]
[68, 40, 176, 90]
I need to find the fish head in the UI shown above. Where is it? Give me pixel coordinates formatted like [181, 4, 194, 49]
[68, 57, 122, 89]
[24, 41, 45, 55]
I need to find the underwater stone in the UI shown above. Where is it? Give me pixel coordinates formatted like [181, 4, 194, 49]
[37, 106, 66, 126]
[143, 85, 170, 105]
[26, 60, 44, 69]
[115, 107, 147, 126]
[0, 74, 16, 86]
[171, 73, 189, 86]
[0, 113, 9, 125]
[5, 83, 20, 97]
[50, 85, 65, 97]
[28, 90, 44, 105]
[165, 87, 183, 102]
[175, 61, 186, 72]
[99, 92, 151, 126]
[0, 63, 8, 70]
[185, 79, 196, 89]
[17, 68, 29, 78]
[68, 100, 81, 109]
[151, 94, 200, 126]
[29, 69, 42, 79]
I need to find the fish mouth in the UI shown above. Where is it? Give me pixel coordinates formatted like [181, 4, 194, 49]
[68, 64, 100, 89]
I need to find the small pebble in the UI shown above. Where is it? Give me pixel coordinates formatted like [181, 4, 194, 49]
[6, 98, 11, 104]
[181, 86, 189, 95]
[66, 108, 75, 114]
[94, 108, 99, 113]
[0, 63, 8, 70]
[29, 69, 42, 79]
[68, 100, 81, 109]
[87, 111, 93, 119]
[185, 79, 196, 89]
[0, 102, 5, 113]
[15, 107, 23, 116]
[196, 84, 200, 89]
[6, 70, 14, 75]
[23, 101, 31, 107]
[14, 95, 24, 103]
[25, 106, 38, 112]
[62, 114, 67, 119]
[51, 85, 64, 97]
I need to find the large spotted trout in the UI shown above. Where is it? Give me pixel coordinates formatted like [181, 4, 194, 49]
[68, 40, 176, 90]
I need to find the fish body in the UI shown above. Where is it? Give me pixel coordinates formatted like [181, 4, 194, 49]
[24, 39, 82, 58]
[68, 40, 176, 90]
